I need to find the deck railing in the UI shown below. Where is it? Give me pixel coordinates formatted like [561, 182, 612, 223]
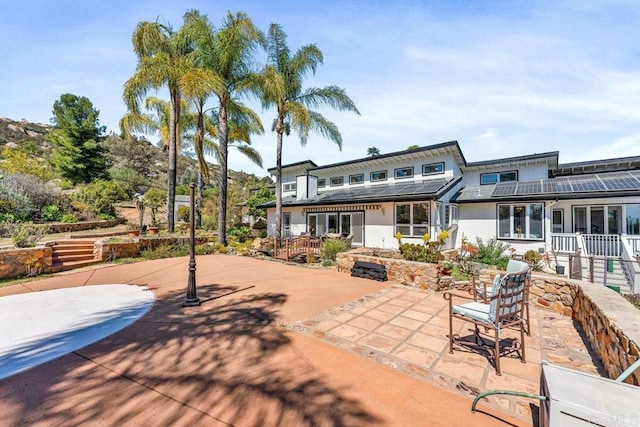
[627, 235, 640, 254]
[274, 235, 322, 261]
[550, 233, 579, 254]
[583, 234, 621, 257]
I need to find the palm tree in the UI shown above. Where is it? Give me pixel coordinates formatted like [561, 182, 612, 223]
[123, 15, 197, 233]
[181, 10, 264, 245]
[260, 24, 360, 238]
[367, 147, 380, 157]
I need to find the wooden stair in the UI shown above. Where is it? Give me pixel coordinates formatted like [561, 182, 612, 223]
[50, 240, 100, 273]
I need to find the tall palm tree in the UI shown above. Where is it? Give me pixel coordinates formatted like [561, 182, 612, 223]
[123, 15, 196, 233]
[260, 24, 360, 238]
[180, 10, 264, 245]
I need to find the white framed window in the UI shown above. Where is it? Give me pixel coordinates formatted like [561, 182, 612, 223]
[497, 203, 543, 240]
[317, 178, 326, 188]
[395, 166, 414, 179]
[349, 173, 364, 184]
[282, 212, 291, 237]
[422, 162, 444, 176]
[552, 209, 563, 233]
[627, 204, 640, 235]
[282, 182, 296, 192]
[481, 170, 518, 185]
[395, 202, 429, 237]
[444, 204, 458, 227]
[371, 170, 387, 182]
[330, 176, 344, 186]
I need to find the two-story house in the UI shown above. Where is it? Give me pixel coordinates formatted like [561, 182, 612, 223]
[260, 140, 640, 290]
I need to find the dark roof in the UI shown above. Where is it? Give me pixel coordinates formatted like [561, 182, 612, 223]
[463, 151, 559, 169]
[259, 177, 462, 208]
[553, 155, 640, 176]
[266, 160, 317, 174]
[451, 170, 640, 203]
[308, 141, 466, 172]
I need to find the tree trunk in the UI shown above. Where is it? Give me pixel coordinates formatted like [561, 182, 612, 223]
[217, 95, 229, 246]
[275, 115, 284, 239]
[166, 87, 180, 233]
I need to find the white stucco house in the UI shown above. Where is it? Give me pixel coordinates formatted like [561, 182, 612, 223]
[261, 141, 640, 291]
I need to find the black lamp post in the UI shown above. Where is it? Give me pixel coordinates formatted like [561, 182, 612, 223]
[182, 182, 200, 307]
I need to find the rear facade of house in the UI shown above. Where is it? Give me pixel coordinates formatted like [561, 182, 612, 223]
[261, 141, 640, 292]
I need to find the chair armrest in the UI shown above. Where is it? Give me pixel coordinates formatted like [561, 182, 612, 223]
[443, 289, 476, 302]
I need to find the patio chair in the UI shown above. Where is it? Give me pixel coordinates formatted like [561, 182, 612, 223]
[472, 259, 532, 335]
[444, 265, 529, 375]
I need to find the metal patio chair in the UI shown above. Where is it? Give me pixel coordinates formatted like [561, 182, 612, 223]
[444, 266, 529, 375]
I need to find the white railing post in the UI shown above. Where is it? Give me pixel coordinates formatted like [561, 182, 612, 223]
[620, 235, 639, 294]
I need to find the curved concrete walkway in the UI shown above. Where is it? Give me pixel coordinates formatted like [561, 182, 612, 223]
[0, 256, 524, 426]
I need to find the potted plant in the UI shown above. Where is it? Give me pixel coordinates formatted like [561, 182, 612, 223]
[127, 223, 140, 238]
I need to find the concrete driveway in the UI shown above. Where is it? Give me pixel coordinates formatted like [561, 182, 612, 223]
[0, 255, 524, 426]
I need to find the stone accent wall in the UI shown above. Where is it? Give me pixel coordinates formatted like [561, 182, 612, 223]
[336, 249, 640, 385]
[0, 246, 53, 279]
[45, 218, 126, 234]
[95, 236, 210, 261]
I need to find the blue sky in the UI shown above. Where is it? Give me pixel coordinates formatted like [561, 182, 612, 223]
[2, 0, 640, 177]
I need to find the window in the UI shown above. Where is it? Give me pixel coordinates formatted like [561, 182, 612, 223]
[282, 212, 291, 237]
[627, 204, 640, 235]
[480, 171, 518, 185]
[317, 178, 326, 188]
[282, 182, 296, 192]
[371, 170, 387, 182]
[395, 202, 429, 237]
[573, 205, 623, 234]
[552, 209, 563, 233]
[422, 162, 444, 176]
[444, 204, 458, 227]
[497, 203, 543, 239]
[395, 166, 414, 179]
[349, 173, 364, 184]
[330, 176, 344, 186]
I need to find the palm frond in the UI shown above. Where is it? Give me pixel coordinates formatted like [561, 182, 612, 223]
[308, 111, 342, 150]
[298, 85, 360, 114]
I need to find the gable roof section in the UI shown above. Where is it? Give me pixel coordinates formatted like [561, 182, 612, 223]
[265, 141, 467, 176]
[451, 170, 640, 203]
[266, 160, 317, 175]
[553, 155, 640, 176]
[462, 151, 558, 172]
[260, 176, 462, 208]
[308, 141, 466, 174]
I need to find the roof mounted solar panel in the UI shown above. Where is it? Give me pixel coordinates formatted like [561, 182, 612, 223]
[491, 183, 517, 197]
[515, 181, 542, 195]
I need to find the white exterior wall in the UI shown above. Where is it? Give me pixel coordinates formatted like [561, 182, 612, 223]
[313, 153, 458, 194]
[457, 202, 549, 255]
[461, 162, 549, 187]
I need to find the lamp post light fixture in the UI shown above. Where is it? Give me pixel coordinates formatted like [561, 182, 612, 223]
[182, 182, 200, 307]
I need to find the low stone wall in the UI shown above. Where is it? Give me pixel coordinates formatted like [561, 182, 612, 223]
[0, 246, 53, 279]
[96, 236, 210, 261]
[336, 249, 640, 385]
[45, 218, 127, 234]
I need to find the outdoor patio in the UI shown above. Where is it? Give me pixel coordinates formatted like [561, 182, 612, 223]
[0, 255, 603, 426]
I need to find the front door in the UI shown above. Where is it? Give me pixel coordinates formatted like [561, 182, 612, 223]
[338, 212, 364, 246]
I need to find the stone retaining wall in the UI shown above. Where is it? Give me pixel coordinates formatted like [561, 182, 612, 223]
[96, 236, 210, 261]
[336, 249, 640, 385]
[0, 246, 53, 278]
[44, 218, 127, 234]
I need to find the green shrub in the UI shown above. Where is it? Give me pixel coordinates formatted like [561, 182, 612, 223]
[41, 205, 63, 222]
[473, 237, 510, 270]
[399, 242, 444, 263]
[322, 260, 335, 267]
[252, 218, 267, 229]
[75, 180, 127, 218]
[228, 226, 252, 243]
[61, 214, 78, 223]
[523, 249, 542, 265]
[11, 224, 49, 248]
[321, 238, 348, 261]
[177, 205, 190, 222]
[200, 214, 216, 231]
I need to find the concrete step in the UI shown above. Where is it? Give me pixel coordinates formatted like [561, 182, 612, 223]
[52, 248, 94, 256]
[52, 259, 102, 273]
[52, 253, 96, 263]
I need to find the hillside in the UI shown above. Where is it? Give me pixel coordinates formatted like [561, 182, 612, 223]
[0, 117, 52, 155]
[0, 117, 271, 187]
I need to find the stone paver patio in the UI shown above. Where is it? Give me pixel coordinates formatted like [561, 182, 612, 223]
[291, 284, 604, 423]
